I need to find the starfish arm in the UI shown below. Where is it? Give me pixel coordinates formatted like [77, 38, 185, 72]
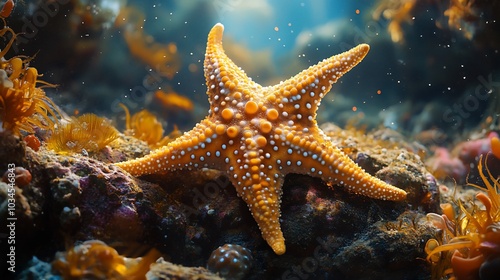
[216, 124, 287, 254]
[204, 23, 264, 111]
[266, 44, 370, 127]
[228, 162, 286, 255]
[273, 126, 407, 201]
[318, 141, 407, 201]
[116, 119, 227, 176]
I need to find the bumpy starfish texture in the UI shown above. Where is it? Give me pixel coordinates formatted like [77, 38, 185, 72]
[116, 23, 407, 255]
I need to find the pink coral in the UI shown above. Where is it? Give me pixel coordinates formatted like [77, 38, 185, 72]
[426, 132, 500, 183]
[426, 147, 467, 183]
[453, 132, 498, 169]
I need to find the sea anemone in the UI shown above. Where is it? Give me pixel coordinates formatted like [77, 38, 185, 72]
[425, 154, 500, 279]
[0, 19, 61, 135]
[120, 103, 180, 149]
[47, 114, 119, 154]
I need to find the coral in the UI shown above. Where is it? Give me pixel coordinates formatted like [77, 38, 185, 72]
[115, 6, 180, 79]
[52, 240, 160, 280]
[426, 147, 467, 183]
[0, 19, 61, 135]
[426, 132, 500, 183]
[47, 114, 119, 154]
[120, 103, 181, 149]
[425, 155, 500, 279]
[206, 244, 253, 280]
[103, 134, 151, 163]
[414, 128, 447, 147]
[154, 90, 194, 112]
[23, 256, 224, 280]
[453, 131, 498, 170]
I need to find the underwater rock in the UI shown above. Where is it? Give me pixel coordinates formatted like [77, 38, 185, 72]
[0, 130, 25, 170]
[126, 125, 437, 278]
[102, 134, 152, 163]
[480, 256, 500, 280]
[5, 141, 187, 276]
[275, 175, 434, 279]
[147, 258, 223, 280]
[336, 212, 435, 279]
[322, 123, 440, 212]
[2, 166, 32, 187]
[12, 123, 438, 278]
[16, 257, 55, 280]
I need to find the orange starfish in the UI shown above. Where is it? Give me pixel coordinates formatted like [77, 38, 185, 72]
[116, 23, 407, 255]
